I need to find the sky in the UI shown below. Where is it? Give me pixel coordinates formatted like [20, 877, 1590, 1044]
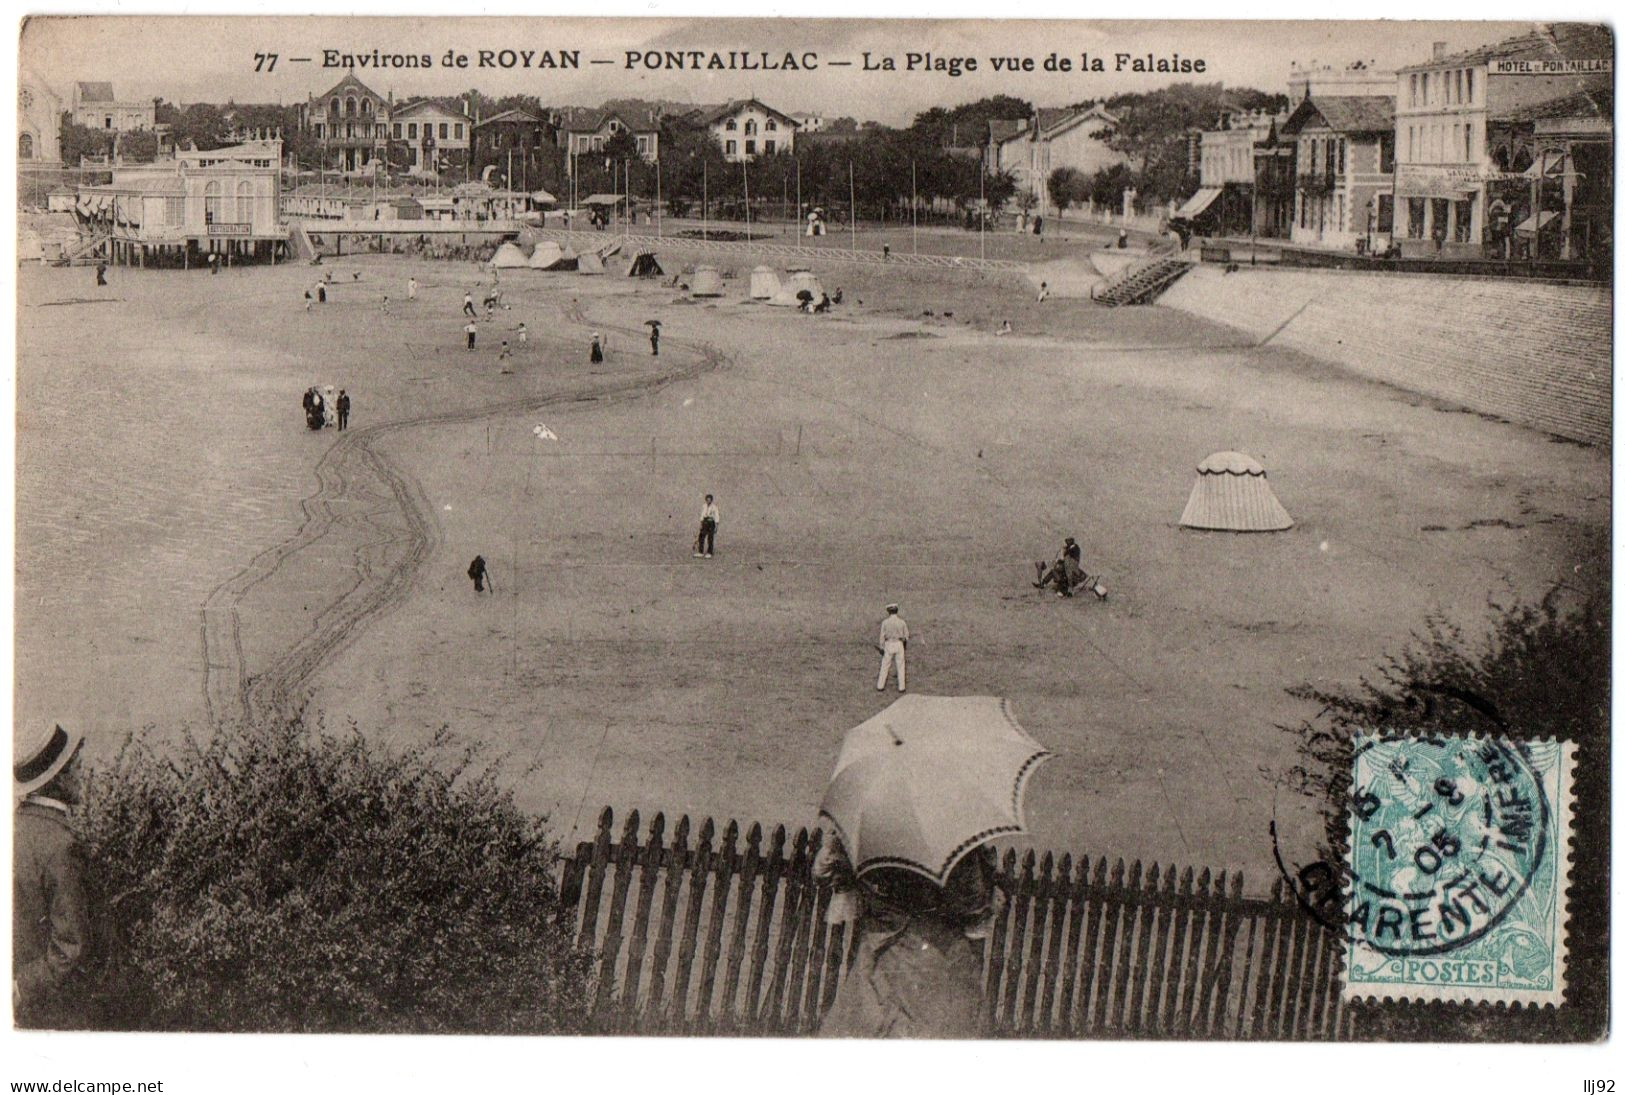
[21, 16, 1552, 125]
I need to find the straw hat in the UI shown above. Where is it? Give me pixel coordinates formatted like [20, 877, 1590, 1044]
[14, 721, 84, 798]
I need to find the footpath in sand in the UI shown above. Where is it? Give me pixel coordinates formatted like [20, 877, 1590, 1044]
[18, 252, 1607, 885]
[297, 260, 1603, 881]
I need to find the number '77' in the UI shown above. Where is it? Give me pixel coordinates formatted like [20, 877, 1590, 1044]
[255, 53, 278, 72]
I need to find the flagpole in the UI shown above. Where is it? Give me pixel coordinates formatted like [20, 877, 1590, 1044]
[849, 160, 856, 253]
[979, 159, 986, 261]
[911, 160, 918, 255]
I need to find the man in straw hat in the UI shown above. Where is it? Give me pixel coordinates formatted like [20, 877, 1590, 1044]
[875, 603, 909, 693]
[14, 721, 90, 1024]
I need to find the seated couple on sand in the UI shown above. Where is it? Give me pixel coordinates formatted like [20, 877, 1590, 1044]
[1033, 537, 1107, 600]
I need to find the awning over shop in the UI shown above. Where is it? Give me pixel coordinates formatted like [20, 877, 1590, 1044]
[1514, 210, 1560, 234]
[1523, 152, 1567, 178]
[1174, 187, 1222, 219]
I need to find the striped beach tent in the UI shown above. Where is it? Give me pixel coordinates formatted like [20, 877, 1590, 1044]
[749, 266, 780, 300]
[689, 265, 724, 297]
[490, 241, 529, 268]
[1179, 451, 1292, 531]
[529, 240, 566, 269]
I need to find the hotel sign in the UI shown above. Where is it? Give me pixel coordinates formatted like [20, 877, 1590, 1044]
[207, 222, 252, 236]
[1489, 58, 1610, 75]
[1392, 162, 1554, 197]
[1395, 165, 1522, 195]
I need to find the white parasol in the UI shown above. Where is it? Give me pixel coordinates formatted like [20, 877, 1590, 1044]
[818, 694, 1051, 885]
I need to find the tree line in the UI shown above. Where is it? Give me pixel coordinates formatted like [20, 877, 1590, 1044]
[62, 83, 1286, 218]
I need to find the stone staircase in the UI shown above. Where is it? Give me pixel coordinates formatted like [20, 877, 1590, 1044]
[55, 229, 111, 266]
[1090, 252, 1196, 306]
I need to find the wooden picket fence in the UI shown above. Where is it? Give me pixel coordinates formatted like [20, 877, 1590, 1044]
[557, 807, 1356, 1039]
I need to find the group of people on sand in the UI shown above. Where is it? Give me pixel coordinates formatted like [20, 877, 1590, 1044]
[301, 385, 350, 431]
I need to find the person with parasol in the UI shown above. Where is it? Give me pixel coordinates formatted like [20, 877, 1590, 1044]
[815, 694, 1052, 1038]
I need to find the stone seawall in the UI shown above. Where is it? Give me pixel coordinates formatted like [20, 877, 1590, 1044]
[1157, 266, 1611, 446]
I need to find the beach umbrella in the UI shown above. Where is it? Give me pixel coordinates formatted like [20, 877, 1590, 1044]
[818, 694, 1052, 885]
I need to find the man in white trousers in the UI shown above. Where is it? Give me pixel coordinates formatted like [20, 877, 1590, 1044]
[876, 603, 909, 692]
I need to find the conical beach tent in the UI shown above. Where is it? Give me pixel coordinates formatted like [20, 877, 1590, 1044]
[626, 250, 664, 277]
[529, 241, 565, 269]
[515, 224, 544, 252]
[785, 270, 825, 298]
[1179, 451, 1293, 531]
[576, 251, 606, 275]
[690, 265, 724, 297]
[749, 266, 780, 300]
[490, 241, 529, 269]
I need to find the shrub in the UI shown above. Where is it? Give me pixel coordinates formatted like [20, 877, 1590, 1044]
[1279, 577, 1608, 1040]
[74, 715, 595, 1033]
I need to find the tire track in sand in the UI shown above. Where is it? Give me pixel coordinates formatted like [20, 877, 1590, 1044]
[201, 305, 729, 729]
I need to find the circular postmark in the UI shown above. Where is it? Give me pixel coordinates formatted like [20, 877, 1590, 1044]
[1270, 734, 1552, 961]
[1342, 734, 1549, 959]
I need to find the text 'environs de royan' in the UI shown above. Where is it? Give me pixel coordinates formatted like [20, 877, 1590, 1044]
[319, 48, 1208, 77]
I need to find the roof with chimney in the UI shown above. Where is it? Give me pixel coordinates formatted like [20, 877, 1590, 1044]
[990, 106, 1118, 146]
[1397, 22, 1611, 71]
[557, 107, 658, 135]
[1037, 104, 1118, 139]
[1281, 95, 1396, 135]
[693, 98, 801, 128]
[310, 73, 390, 105]
[394, 98, 472, 121]
[1496, 85, 1613, 123]
[476, 108, 545, 128]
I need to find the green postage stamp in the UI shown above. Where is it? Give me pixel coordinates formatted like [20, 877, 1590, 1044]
[1342, 735, 1575, 1006]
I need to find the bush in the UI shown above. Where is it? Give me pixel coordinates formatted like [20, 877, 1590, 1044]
[74, 715, 595, 1033]
[1279, 577, 1608, 1040]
